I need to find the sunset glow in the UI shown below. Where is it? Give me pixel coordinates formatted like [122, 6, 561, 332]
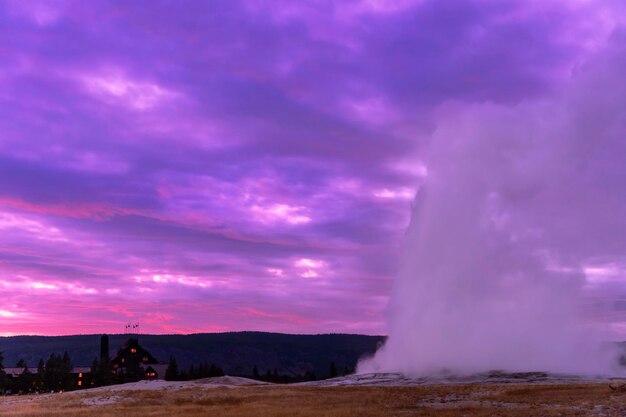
[0, 0, 625, 337]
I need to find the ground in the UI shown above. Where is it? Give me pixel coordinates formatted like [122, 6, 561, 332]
[0, 376, 625, 416]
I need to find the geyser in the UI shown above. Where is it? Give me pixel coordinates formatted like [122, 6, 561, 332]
[360, 37, 626, 376]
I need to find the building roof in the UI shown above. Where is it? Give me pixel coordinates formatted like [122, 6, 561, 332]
[111, 337, 159, 366]
[3, 367, 38, 377]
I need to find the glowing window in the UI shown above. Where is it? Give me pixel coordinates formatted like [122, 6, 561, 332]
[131, 348, 137, 353]
[143, 356, 148, 362]
[78, 381, 82, 386]
[121, 358, 125, 363]
[78, 373, 83, 378]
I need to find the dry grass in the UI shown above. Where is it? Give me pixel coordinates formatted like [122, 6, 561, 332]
[0, 382, 625, 417]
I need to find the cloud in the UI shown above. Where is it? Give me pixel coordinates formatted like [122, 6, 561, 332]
[0, 0, 623, 335]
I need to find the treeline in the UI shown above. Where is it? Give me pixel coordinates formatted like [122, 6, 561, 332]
[248, 361, 352, 384]
[162, 355, 353, 384]
[1, 349, 362, 395]
[0, 351, 74, 394]
[162, 356, 353, 384]
[164, 356, 224, 381]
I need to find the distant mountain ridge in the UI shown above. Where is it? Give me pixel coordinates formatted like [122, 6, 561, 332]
[0, 332, 385, 377]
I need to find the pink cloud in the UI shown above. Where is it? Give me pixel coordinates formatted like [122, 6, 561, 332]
[0, 0, 623, 339]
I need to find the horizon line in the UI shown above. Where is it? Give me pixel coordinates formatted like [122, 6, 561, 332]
[0, 330, 388, 338]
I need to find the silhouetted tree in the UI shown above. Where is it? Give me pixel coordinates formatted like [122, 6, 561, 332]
[36, 359, 45, 391]
[61, 351, 73, 390]
[44, 353, 59, 391]
[0, 351, 6, 392]
[171, 361, 223, 381]
[253, 365, 259, 379]
[91, 357, 102, 386]
[165, 356, 178, 381]
[208, 363, 224, 377]
[43, 352, 73, 392]
[329, 361, 338, 378]
[16, 360, 33, 393]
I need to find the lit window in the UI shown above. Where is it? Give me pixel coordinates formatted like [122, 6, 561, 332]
[143, 357, 148, 362]
[78, 381, 82, 386]
[121, 358, 125, 363]
[131, 348, 137, 353]
[78, 373, 83, 378]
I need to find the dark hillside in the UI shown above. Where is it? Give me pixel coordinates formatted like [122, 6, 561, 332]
[0, 332, 385, 377]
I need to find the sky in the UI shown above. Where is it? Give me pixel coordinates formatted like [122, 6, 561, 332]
[0, 0, 625, 337]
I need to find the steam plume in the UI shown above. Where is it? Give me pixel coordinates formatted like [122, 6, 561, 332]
[360, 34, 626, 376]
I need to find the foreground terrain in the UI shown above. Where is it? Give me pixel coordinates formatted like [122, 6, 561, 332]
[0, 375, 625, 417]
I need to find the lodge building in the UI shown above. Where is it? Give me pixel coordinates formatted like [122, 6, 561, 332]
[110, 336, 166, 380]
[5, 335, 167, 391]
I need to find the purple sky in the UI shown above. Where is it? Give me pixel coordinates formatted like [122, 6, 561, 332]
[0, 0, 625, 336]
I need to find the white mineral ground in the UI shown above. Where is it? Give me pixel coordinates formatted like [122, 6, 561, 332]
[1, 373, 624, 409]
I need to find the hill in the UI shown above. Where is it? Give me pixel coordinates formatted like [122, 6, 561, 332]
[0, 332, 385, 377]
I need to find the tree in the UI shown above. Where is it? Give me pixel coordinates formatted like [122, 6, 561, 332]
[91, 357, 101, 386]
[44, 353, 60, 391]
[329, 361, 338, 378]
[164, 356, 178, 381]
[252, 365, 259, 379]
[61, 351, 73, 390]
[36, 358, 45, 391]
[43, 352, 73, 392]
[208, 363, 224, 377]
[62, 351, 72, 374]
[16, 360, 32, 393]
[0, 351, 5, 392]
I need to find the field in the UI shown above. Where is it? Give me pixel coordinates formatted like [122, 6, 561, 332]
[1, 377, 625, 417]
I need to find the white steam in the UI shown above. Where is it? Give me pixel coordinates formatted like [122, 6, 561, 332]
[360, 34, 626, 375]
